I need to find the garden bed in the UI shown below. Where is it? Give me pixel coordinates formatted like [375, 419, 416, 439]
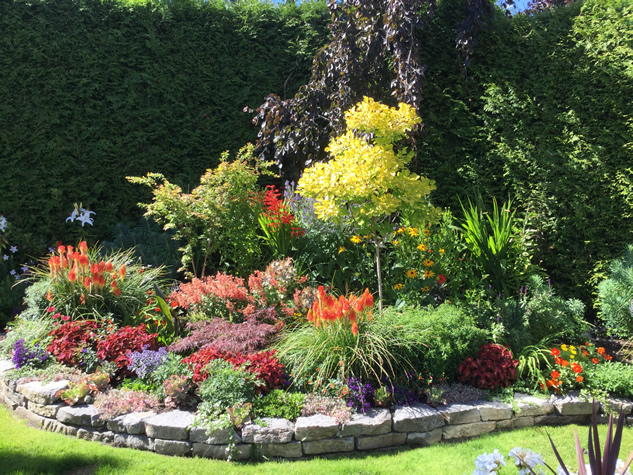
[2, 358, 632, 461]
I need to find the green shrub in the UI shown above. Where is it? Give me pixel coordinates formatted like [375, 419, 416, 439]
[196, 359, 258, 410]
[596, 245, 633, 337]
[252, 390, 305, 420]
[585, 362, 633, 399]
[381, 303, 490, 381]
[0, 317, 53, 357]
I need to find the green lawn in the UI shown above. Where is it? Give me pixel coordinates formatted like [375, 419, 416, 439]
[1, 404, 632, 474]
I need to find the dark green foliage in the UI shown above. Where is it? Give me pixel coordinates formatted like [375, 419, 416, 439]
[196, 359, 258, 409]
[597, 245, 633, 337]
[382, 303, 489, 380]
[102, 217, 181, 280]
[252, 389, 305, 420]
[415, 0, 633, 303]
[0, 0, 329, 254]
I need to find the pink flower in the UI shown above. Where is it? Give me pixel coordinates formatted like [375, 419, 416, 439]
[47, 306, 56, 313]
[61, 315, 70, 322]
[52, 313, 60, 319]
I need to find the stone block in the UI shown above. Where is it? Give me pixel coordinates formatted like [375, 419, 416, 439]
[601, 398, 633, 416]
[553, 394, 593, 416]
[5, 389, 26, 407]
[534, 414, 588, 426]
[339, 408, 391, 437]
[476, 401, 513, 421]
[241, 418, 294, 443]
[258, 441, 303, 458]
[437, 403, 481, 425]
[17, 380, 68, 406]
[27, 401, 64, 419]
[93, 430, 115, 445]
[442, 421, 496, 440]
[294, 414, 338, 441]
[107, 411, 155, 435]
[512, 416, 535, 429]
[113, 434, 153, 451]
[192, 443, 251, 460]
[190, 426, 241, 444]
[407, 428, 442, 446]
[153, 438, 191, 456]
[514, 393, 555, 417]
[392, 404, 444, 433]
[0, 359, 15, 375]
[355, 432, 406, 451]
[144, 410, 193, 441]
[302, 436, 354, 455]
[57, 404, 98, 426]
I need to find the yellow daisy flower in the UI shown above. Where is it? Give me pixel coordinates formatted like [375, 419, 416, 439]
[407, 227, 419, 237]
[350, 235, 362, 244]
[561, 344, 568, 352]
[422, 286, 431, 292]
[338, 246, 346, 254]
[439, 248, 445, 254]
[417, 244, 427, 252]
[393, 283, 404, 290]
[423, 259, 434, 267]
[423, 229, 431, 236]
[423, 270, 435, 278]
[396, 227, 406, 234]
[406, 269, 418, 279]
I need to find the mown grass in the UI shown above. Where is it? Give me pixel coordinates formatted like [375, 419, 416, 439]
[1, 403, 632, 474]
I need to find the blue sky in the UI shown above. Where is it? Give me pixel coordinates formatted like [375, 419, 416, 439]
[498, 0, 532, 13]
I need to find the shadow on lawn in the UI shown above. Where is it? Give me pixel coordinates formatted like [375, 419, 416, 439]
[0, 449, 126, 475]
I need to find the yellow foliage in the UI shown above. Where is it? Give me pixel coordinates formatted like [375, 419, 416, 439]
[297, 97, 440, 231]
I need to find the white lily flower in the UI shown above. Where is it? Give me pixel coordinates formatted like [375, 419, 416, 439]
[66, 208, 79, 223]
[77, 208, 95, 227]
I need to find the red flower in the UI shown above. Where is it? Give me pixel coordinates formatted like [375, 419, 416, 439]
[576, 375, 584, 383]
[551, 370, 560, 379]
[571, 363, 582, 374]
[592, 358, 599, 364]
[550, 348, 560, 357]
[437, 274, 446, 285]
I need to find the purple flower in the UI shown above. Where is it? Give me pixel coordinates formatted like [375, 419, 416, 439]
[12, 339, 48, 369]
[346, 377, 375, 413]
[127, 346, 169, 379]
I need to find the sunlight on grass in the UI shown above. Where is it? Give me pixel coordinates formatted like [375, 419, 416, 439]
[2, 404, 632, 474]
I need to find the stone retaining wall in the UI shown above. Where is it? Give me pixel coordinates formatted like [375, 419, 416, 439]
[2, 359, 632, 461]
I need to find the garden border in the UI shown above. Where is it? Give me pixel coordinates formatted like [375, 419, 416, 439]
[2, 359, 632, 461]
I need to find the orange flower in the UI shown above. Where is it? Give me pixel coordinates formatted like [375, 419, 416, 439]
[546, 380, 554, 388]
[105, 261, 114, 272]
[551, 348, 560, 357]
[68, 266, 77, 283]
[79, 241, 88, 254]
[592, 358, 599, 364]
[113, 287, 121, 297]
[605, 354, 613, 361]
[46, 290, 53, 301]
[560, 359, 569, 367]
[571, 363, 582, 374]
[576, 375, 584, 383]
[551, 370, 560, 379]
[78, 254, 89, 269]
[57, 245, 66, 254]
[80, 293, 86, 305]
[597, 347, 605, 355]
[120, 264, 127, 279]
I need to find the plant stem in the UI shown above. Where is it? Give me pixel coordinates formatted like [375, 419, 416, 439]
[375, 237, 383, 314]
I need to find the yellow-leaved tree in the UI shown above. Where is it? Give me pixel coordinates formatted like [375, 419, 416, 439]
[297, 97, 440, 310]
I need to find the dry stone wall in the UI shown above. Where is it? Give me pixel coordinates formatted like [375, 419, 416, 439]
[1, 359, 632, 460]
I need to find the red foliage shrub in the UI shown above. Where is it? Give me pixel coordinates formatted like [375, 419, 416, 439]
[168, 311, 280, 355]
[47, 321, 100, 366]
[458, 343, 518, 390]
[182, 347, 285, 394]
[96, 325, 159, 375]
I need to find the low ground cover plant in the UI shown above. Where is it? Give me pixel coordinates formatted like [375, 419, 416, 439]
[3, 97, 633, 458]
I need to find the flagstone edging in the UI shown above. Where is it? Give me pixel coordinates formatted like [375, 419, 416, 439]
[1, 360, 631, 461]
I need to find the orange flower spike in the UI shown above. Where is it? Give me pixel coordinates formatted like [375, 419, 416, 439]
[98, 261, 106, 273]
[120, 264, 127, 280]
[113, 287, 121, 297]
[351, 321, 359, 336]
[57, 245, 66, 255]
[78, 254, 89, 269]
[78, 241, 88, 254]
[79, 293, 86, 305]
[83, 276, 92, 289]
[105, 261, 114, 272]
[68, 264, 78, 283]
[61, 256, 68, 269]
[46, 290, 53, 301]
